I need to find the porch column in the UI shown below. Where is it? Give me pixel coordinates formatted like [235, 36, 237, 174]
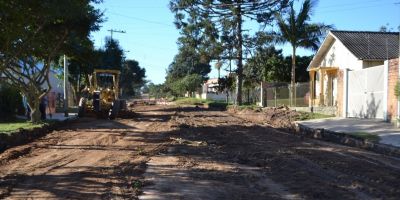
[319, 69, 325, 106]
[326, 71, 332, 106]
[342, 69, 349, 118]
[309, 71, 315, 107]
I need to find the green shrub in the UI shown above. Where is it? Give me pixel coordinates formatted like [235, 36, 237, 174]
[395, 81, 400, 98]
[0, 84, 24, 121]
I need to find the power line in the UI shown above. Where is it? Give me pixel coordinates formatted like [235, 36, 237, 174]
[318, 0, 382, 9]
[107, 11, 173, 27]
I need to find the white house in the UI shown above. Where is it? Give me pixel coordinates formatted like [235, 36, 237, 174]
[196, 78, 227, 101]
[308, 30, 399, 120]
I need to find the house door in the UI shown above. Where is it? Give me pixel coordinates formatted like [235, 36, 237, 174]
[347, 65, 385, 118]
[326, 73, 336, 106]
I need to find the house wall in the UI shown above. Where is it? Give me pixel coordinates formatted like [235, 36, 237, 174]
[387, 58, 399, 122]
[313, 39, 362, 110]
[319, 39, 362, 70]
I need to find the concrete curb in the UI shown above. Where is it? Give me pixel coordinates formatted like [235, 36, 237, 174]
[0, 117, 78, 153]
[295, 123, 400, 158]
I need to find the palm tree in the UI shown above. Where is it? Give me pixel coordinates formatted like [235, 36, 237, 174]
[274, 0, 331, 106]
[215, 61, 223, 80]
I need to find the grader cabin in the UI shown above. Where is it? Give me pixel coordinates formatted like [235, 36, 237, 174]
[308, 30, 399, 121]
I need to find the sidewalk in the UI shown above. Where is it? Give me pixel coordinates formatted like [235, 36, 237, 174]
[297, 118, 400, 147]
[48, 113, 78, 121]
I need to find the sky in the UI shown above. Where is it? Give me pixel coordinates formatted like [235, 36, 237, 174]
[91, 0, 400, 84]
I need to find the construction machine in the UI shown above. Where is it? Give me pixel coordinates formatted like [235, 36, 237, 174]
[78, 69, 127, 119]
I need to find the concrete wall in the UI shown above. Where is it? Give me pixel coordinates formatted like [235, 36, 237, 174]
[387, 58, 399, 122]
[292, 106, 337, 116]
[199, 92, 226, 101]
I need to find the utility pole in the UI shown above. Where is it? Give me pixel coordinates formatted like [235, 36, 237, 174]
[63, 55, 69, 117]
[396, 2, 400, 123]
[107, 29, 126, 39]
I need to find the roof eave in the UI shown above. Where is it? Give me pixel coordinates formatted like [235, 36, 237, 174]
[307, 31, 335, 71]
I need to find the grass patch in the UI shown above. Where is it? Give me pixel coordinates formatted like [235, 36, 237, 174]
[0, 119, 57, 134]
[348, 132, 380, 142]
[174, 97, 211, 105]
[296, 112, 334, 121]
[227, 104, 260, 111]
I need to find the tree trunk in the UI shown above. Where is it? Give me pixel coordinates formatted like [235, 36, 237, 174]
[28, 97, 41, 123]
[291, 46, 296, 107]
[247, 88, 250, 104]
[235, 1, 243, 106]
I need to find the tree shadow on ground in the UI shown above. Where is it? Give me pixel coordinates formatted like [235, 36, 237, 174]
[0, 163, 142, 199]
[1, 106, 400, 199]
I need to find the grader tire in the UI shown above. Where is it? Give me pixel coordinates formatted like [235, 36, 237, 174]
[109, 100, 120, 120]
[78, 98, 86, 118]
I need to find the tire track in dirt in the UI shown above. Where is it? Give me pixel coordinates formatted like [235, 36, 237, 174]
[0, 108, 174, 199]
[138, 108, 400, 199]
[1, 105, 400, 199]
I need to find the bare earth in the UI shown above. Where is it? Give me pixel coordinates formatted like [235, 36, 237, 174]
[1, 105, 400, 199]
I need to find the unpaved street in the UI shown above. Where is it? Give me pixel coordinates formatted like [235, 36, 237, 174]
[1, 105, 400, 199]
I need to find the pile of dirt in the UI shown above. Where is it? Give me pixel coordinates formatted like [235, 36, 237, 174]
[262, 106, 300, 129]
[228, 106, 300, 129]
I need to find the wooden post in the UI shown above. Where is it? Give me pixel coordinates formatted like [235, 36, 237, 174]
[260, 81, 265, 107]
[274, 87, 277, 107]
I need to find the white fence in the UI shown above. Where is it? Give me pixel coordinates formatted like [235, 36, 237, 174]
[347, 65, 385, 119]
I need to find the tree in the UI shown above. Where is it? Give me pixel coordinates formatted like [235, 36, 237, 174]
[215, 61, 223, 80]
[181, 74, 203, 96]
[0, 0, 102, 123]
[148, 83, 169, 98]
[170, 0, 289, 105]
[218, 73, 236, 102]
[273, 0, 331, 106]
[120, 60, 147, 97]
[165, 42, 211, 96]
[283, 55, 312, 82]
[244, 46, 313, 84]
[101, 38, 124, 70]
[244, 46, 285, 84]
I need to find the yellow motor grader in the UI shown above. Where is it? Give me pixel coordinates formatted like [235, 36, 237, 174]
[78, 69, 127, 119]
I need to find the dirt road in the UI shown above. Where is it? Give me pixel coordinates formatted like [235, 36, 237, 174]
[1, 105, 400, 199]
